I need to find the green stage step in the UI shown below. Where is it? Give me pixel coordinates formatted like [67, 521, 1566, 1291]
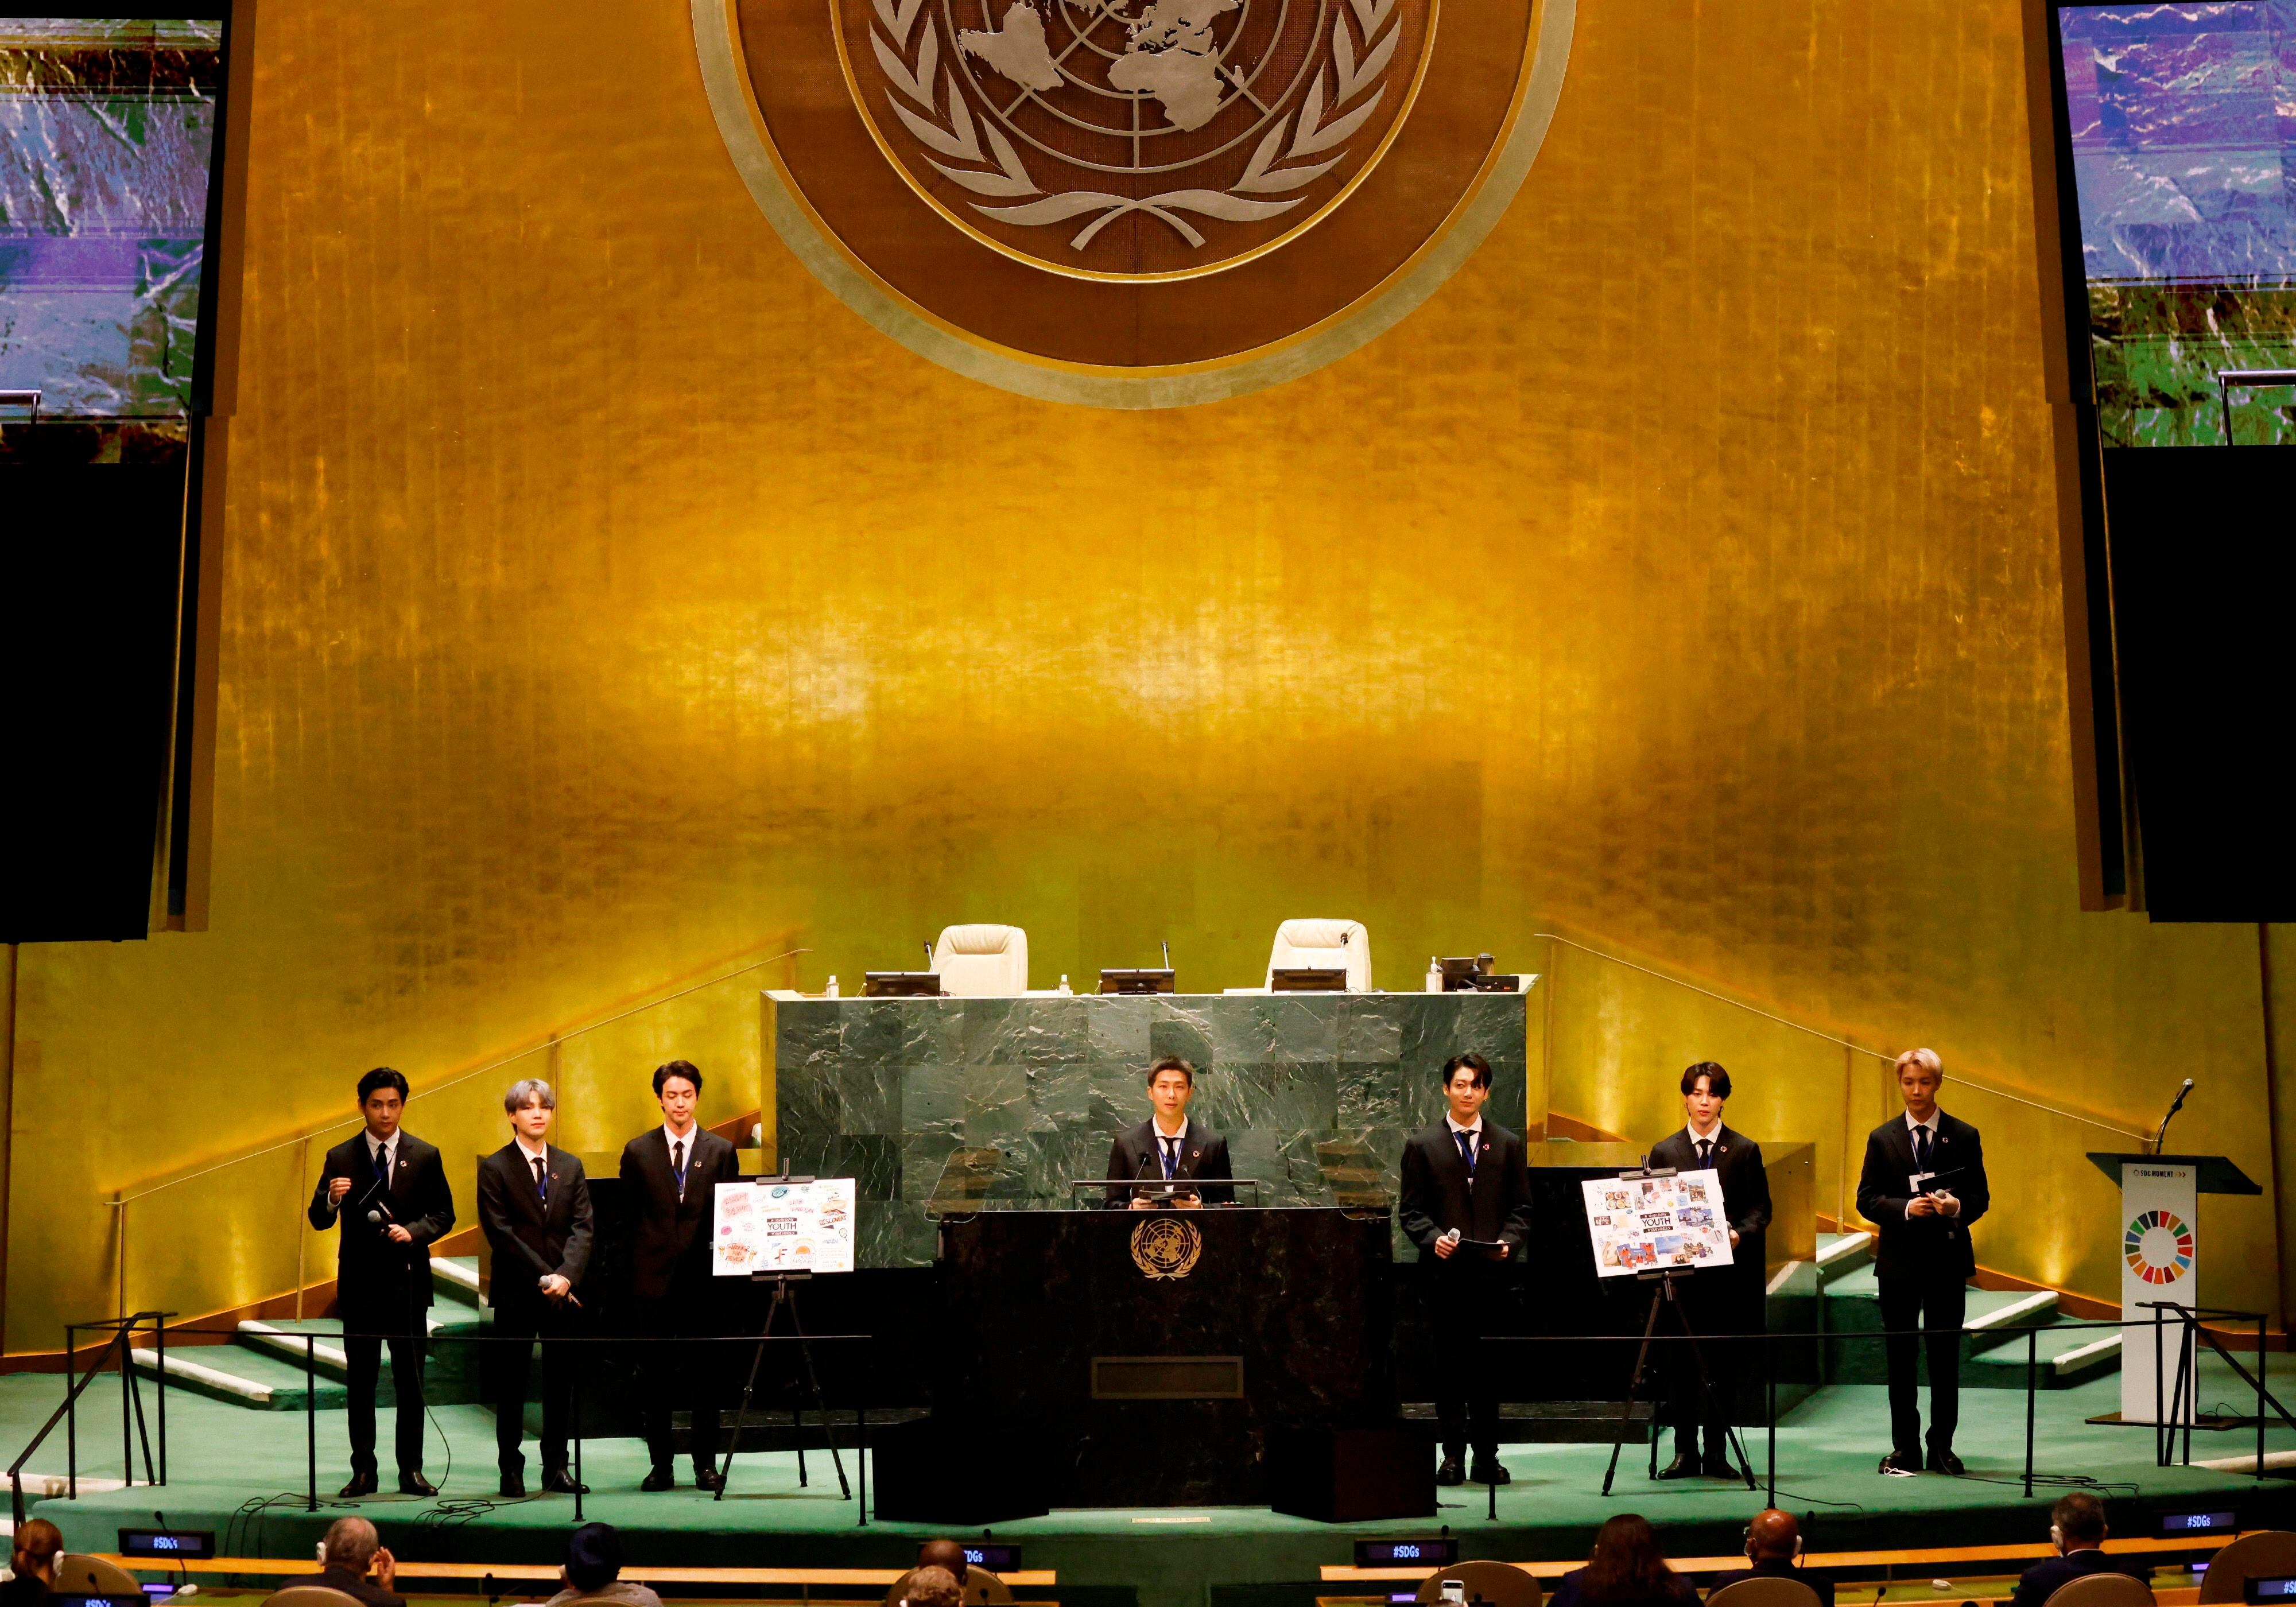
[129, 1340, 350, 1411]
[1821, 1263, 2121, 1388]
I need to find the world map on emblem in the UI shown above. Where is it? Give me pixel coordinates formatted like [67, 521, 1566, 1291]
[846, 0, 1437, 275]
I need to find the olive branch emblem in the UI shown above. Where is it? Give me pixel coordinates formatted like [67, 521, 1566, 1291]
[867, 0, 1400, 250]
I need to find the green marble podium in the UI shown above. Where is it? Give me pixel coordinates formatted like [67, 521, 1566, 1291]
[763, 989, 1538, 1267]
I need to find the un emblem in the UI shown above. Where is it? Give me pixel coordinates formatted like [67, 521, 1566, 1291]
[692, 0, 1573, 404]
[1130, 1216, 1203, 1279]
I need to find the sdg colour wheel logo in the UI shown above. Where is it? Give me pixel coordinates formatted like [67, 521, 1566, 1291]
[2124, 1209, 2194, 1285]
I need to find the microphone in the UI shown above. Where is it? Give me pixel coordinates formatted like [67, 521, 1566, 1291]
[2154, 1078, 2196, 1155]
[923, 940, 934, 971]
[154, 1511, 197, 1597]
[1161, 938, 1171, 971]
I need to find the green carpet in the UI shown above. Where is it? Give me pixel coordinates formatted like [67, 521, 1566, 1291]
[8, 1357, 2295, 1607]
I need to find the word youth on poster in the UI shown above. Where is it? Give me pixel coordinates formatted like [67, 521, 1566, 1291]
[711, 1178, 856, 1275]
[1582, 1170, 1735, 1277]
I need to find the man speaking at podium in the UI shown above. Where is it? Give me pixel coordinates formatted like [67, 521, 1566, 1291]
[1398, 1051, 1533, 1486]
[1857, 1046, 1988, 1477]
[1104, 1055, 1235, 1207]
[306, 1067, 456, 1497]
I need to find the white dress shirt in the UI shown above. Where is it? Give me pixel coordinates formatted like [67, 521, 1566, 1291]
[1149, 1116, 1189, 1177]
[663, 1123, 699, 1199]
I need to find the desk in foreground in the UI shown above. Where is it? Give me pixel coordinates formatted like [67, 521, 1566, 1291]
[765, 988, 1539, 1267]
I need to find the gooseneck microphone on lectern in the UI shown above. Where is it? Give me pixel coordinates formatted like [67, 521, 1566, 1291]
[2153, 1078, 2195, 1154]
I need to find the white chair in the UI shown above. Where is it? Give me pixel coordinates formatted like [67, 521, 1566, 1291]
[931, 924, 1029, 996]
[1266, 918, 1372, 991]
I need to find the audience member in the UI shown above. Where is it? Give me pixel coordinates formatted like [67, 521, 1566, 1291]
[916, 1542, 972, 1578]
[300, 1518, 406, 1607]
[544, 1524, 662, 1607]
[1705, 1510, 1833, 1607]
[3, 1519, 63, 1606]
[2009, 1494, 2147, 1607]
[1551, 1515, 1696, 1607]
[901, 1567, 964, 1607]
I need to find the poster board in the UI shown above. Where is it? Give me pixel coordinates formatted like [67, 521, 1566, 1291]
[1581, 1170, 1734, 1276]
[711, 1177, 857, 1275]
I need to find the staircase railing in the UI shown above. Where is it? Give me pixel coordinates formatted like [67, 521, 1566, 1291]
[98, 938, 807, 1330]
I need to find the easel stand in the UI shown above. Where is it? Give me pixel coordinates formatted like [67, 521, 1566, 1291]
[715, 1260, 851, 1500]
[1600, 1268, 1755, 1496]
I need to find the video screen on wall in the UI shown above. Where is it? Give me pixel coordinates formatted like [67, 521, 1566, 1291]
[2055, 2, 2296, 446]
[0, 15, 223, 419]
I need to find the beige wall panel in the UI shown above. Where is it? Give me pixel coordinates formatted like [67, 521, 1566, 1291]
[7, 0, 2283, 1344]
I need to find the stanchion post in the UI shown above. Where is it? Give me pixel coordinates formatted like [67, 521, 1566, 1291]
[120, 1319, 133, 1487]
[305, 1334, 318, 1512]
[2154, 1307, 2166, 1468]
[573, 1336, 586, 1524]
[66, 1325, 78, 1499]
[2259, 1313, 2269, 1479]
[1764, 1330, 1775, 1508]
[857, 1348, 868, 1530]
[2023, 1325, 2036, 1498]
[157, 1313, 168, 1486]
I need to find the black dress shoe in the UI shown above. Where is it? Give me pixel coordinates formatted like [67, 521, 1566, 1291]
[338, 1471, 379, 1499]
[1657, 1451, 1699, 1480]
[398, 1470, 437, 1497]
[1702, 1457, 1742, 1481]
[640, 1465, 677, 1492]
[1434, 1455, 1465, 1486]
[541, 1466, 589, 1495]
[1929, 1447, 1965, 1476]
[692, 1466, 726, 1493]
[499, 1469, 527, 1498]
[1470, 1458, 1511, 1486]
[1877, 1450, 1922, 1477]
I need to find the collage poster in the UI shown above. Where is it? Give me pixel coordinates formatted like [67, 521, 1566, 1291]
[711, 1177, 857, 1276]
[1581, 1169, 1735, 1278]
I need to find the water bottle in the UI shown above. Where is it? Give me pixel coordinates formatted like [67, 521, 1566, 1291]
[1058, 973, 1073, 995]
[1426, 956, 1442, 993]
[826, 975, 839, 998]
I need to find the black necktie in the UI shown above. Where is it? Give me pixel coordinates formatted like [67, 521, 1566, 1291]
[1915, 1125, 1933, 1174]
[1454, 1129, 1476, 1171]
[1161, 1136, 1178, 1179]
[373, 1142, 390, 1183]
[1696, 1138, 1713, 1170]
[672, 1140, 687, 1199]
[532, 1155, 548, 1201]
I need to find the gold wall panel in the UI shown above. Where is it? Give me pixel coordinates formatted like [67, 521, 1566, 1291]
[5, 0, 2286, 1346]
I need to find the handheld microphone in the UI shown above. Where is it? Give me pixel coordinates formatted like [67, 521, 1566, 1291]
[2154, 1077, 2196, 1154]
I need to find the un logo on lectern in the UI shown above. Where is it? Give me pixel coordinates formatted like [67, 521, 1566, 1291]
[693, 0, 1572, 403]
[2124, 1209, 2193, 1286]
[1131, 1216, 1203, 1279]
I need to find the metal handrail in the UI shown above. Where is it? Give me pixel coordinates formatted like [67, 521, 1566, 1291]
[9, 1312, 168, 1524]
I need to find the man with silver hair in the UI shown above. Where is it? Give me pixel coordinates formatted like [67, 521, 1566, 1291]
[1856, 1046, 1988, 1477]
[478, 1076, 595, 1496]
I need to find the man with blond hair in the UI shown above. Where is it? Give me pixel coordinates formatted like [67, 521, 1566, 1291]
[1856, 1046, 1988, 1477]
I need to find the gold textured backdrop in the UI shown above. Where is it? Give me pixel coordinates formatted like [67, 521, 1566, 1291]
[4, 0, 2284, 1349]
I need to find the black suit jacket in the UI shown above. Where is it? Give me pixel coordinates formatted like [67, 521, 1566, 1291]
[297, 1568, 407, 1607]
[477, 1142, 595, 1319]
[306, 1130, 456, 1329]
[1854, 1111, 1989, 1280]
[2009, 1550, 2146, 1607]
[1398, 1120, 1534, 1260]
[618, 1127, 741, 1300]
[1707, 1559, 1834, 1607]
[1649, 1123, 1773, 1288]
[1103, 1119, 1235, 1206]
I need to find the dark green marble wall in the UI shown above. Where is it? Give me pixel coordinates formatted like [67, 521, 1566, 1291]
[768, 991, 1530, 1267]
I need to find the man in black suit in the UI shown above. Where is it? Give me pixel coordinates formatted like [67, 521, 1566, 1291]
[1103, 1055, 1235, 1208]
[1707, 1509, 1835, 1607]
[294, 1518, 406, 1607]
[2009, 1493, 2148, 1607]
[1398, 1051, 1534, 1487]
[1855, 1046, 1989, 1476]
[1647, 1060, 1771, 1480]
[306, 1067, 456, 1497]
[619, 1058, 742, 1491]
[478, 1077, 595, 1496]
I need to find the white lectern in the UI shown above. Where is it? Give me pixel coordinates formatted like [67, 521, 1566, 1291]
[2085, 1151, 2259, 1425]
